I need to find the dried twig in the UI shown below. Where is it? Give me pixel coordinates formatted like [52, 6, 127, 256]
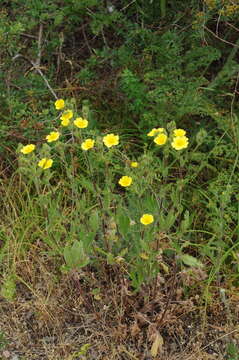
[20, 33, 38, 39]
[225, 21, 239, 33]
[204, 25, 239, 47]
[230, 70, 239, 117]
[185, 328, 239, 360]
[82, 25, 92, 55]
[12, 54, 58, 99]
[216, 13, 221, 36]
[35, 23, 43, 69]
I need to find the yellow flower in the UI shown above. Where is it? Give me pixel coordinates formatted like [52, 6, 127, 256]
[171, 136, 189, 150]
[140, 214, 154, 225]
[154, 133, 168, 145]
[46, 131, 60, 143]
[118, 176, 132, 187]
[147, 128, 165, 137]
[74, 117, 88, 129]
[103, 133, 119, 148]
[60, 110, 73, 122]
[54, 99, 65, 110]
[81, 139, 95, 151]
[61, 118, 70, 127]
[130, 161, 139, 168]
[38, 158, 53, 169]
[20, 144, 36, 154]
[173, 129, 186, 137]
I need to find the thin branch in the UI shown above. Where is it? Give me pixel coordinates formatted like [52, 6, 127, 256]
[230, 70, 239, 117]
[35, 23, 43, 68]
[225, 21, 239, 33]
[20, 33, 38, 39]
[204, 25, 239, 47]
[82, 25, 92, 55]
[185, 328, 239, 360]
[120, 0, 136, 12]
[101, 28, 109, 48]
[216, 13, 221, 36]
[12, 54, 58, 99]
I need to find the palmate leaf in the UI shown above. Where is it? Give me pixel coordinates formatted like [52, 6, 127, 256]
[63, 241, 90, 270]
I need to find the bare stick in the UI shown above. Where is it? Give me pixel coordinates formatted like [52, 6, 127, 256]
[35, 23, 43, 68]
[204, 26, 239, 47]
[12, 53, 58, 99]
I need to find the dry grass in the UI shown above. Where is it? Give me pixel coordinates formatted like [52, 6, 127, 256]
[1, 244, 239, 360]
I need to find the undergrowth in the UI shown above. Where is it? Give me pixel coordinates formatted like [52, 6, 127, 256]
[0, 0, 239, 359]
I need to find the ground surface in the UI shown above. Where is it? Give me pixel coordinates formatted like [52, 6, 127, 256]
[1, 247, 238, 360]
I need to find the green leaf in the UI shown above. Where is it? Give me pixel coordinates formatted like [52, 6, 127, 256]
[164, 208, 177, 230]
[180, 254, 203, 268]
[107, 252, 115, 265]
[196, 128, 207, 145]
[116, 209, 130, 236]
[63, 241, 90, 269]
[79, 231, 95, 251]
[79, 177, 95, 194]
[180, 210, 190, 233]
[1, 275, 16, 301]
[89, 210, 99, 233]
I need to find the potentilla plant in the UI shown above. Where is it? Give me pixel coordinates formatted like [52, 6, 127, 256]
[17, 98, 205, 289]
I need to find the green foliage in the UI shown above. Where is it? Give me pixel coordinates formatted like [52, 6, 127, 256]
[0, 95, 235, 294]
[1, 274, 16, 301]
[0, 331, 8, 351]
[1, 0, 239, 298]
[226, 343, 239, 360]
[63, 241, 90, 271]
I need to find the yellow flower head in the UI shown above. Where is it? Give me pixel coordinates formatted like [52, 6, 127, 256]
[103, 133, 119, 148]
[118, 176, 132, 187]
[154, 133, 168, 145]
[171, 136, 189, 150]
[54, 99, 65, 110]
[60, 110, 73, 122]
[46, 131, 60, 143]
[173, 129, 186, 137]
[130, 161, 139, 168]
[140, 214, 154, 225]
[20, 144, 36, 154]
[61, 118, 70, 126]
[38, 158, 53, 170]
[147, 128, 165, 137]
[74, 117, 88, 129]
[81, 139, 95, 151]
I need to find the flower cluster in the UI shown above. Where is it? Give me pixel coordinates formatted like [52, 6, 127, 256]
[19, 99, 194, 229]
[147, 127, 189, 150]
[19, 100, 124, 172]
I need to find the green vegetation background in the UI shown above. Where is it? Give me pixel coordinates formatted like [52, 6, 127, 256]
[0, 0, 238, 299]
